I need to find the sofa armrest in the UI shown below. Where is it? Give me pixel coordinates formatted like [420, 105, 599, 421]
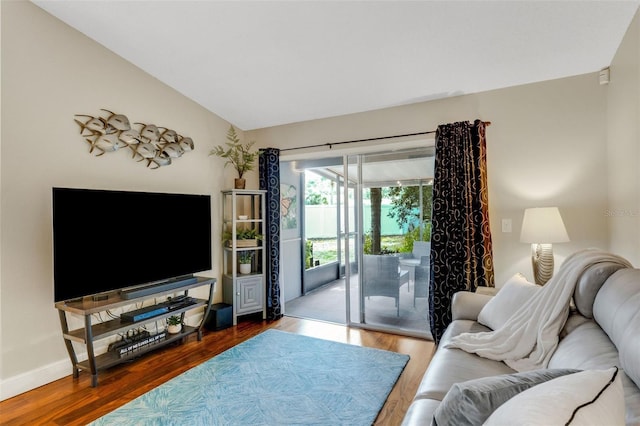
[451, 291, 494, 321]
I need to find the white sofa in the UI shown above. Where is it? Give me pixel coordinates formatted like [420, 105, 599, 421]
[402, 261, 640, 425]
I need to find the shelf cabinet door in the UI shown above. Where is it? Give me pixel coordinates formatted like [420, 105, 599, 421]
[237, 276, 263, 314]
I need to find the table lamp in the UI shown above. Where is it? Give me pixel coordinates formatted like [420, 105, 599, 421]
[520, 207, 570, 285]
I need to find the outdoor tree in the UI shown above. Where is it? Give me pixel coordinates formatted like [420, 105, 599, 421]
[387, 185, 433, 237]
[370, 187, 382, 254]
[305, 172, 333, 205]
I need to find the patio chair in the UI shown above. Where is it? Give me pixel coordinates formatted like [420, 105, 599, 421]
[363, 254, 410, 316]
[398, 241, 431, 291]
[399, 241, 431, 267]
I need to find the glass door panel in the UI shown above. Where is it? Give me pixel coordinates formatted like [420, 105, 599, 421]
[355, 150, 433, 337]
[282, 147, 434, 339]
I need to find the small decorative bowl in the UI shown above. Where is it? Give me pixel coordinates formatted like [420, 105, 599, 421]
[238, 215, 248, 220]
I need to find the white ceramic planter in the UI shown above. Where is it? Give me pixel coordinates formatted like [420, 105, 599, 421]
[167, 324, 182, 334]
[239, 263, 251, 274]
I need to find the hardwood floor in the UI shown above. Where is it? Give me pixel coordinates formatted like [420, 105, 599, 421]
[0, 316, 435, 426]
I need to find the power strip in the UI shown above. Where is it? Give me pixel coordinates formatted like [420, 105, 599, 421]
[116, 332, 166, 357]
[108, 330, 150, 352]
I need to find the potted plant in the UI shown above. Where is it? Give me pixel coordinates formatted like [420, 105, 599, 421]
[210, 125, 258, 189]
[238, 251, 253, 274]
[167, 315, 182, 334]
[224, 227, 263, 247]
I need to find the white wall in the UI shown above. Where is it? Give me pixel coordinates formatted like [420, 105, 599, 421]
[251, 9, 640, 304]
[0, 1, 235, 399]
[607, 10, 640, 264]
[249, 74, 612, 286]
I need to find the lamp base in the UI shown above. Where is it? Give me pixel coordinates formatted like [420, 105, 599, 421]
[531, 243, 554, 285]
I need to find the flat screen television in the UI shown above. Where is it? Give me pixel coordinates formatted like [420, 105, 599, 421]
[52, 187, 212, 302]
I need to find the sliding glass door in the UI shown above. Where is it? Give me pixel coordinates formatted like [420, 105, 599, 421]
[351, 151, 432, 335]
[283, 157, 348, 324]
[282, 147, 434, 339]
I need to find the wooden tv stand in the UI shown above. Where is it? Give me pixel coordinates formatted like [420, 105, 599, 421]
[54, 276, 215, 387]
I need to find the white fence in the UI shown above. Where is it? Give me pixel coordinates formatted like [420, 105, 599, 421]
[304, 204, 405, 239]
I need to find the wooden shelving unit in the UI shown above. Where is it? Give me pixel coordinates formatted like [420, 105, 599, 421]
[55, 276, 215, 387]
[221, 189, 267, 325]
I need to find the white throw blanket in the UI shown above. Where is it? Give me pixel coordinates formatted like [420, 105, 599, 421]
[444, 249, 632, 372]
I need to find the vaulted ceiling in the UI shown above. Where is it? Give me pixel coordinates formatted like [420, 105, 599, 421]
[33, 1, 640, 130]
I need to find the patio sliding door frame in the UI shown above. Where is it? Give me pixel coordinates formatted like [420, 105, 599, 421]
[342, 153, 366, 326]
[342, 152, 431, 339]
[342, 156, 352, 325]
[283, 146, 433, 339]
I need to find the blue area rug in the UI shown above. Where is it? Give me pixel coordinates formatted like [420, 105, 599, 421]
[90, 329, 409, 425]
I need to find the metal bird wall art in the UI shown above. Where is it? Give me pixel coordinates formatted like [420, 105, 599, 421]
[74, 109, 194, 169]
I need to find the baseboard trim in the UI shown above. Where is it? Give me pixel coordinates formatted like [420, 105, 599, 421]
[1, 312, 206, 401]
[0, 358, 71, 401]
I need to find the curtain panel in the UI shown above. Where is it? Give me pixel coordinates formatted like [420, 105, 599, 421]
[429, 120, 494, 342]
[259, 148, 283, 320]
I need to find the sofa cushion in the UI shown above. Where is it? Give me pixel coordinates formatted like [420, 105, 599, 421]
[400, 399, 440, 426]
[559, 309, 591, 338]
[545, 315, 640, 425]
[573, 261, 628, 318]
[550, 318, 620, 368]
[477, 273, 540, 330]
[451, 291, 493, 321]
[485, 368, 625, 426]
[593, 269, 640, 388]
[432, 369, 579, 426]
[414, 320, 516, 401]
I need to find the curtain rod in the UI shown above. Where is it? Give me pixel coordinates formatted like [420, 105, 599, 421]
[279, 121, 490, 153]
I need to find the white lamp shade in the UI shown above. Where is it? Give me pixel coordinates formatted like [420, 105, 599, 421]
[520, 207, 570, 243]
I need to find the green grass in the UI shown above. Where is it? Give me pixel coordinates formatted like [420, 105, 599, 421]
[307, 236, 406, 268]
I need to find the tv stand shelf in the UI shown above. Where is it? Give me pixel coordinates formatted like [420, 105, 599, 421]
[80, 325, 200, 372]
[55, 276, 215, 387]
[62, 298, 206, 343]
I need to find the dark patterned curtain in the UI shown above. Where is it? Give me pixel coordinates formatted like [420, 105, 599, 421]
[429, 120, 494, 343]
[259, 148, 282, 320]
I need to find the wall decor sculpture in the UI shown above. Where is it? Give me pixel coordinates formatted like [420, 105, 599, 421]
[74, 109, 194, 169]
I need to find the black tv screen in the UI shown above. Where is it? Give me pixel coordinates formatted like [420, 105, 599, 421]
[53, 188, 212, 302]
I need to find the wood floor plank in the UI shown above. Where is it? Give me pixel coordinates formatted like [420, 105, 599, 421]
[0, 317, 434, 426]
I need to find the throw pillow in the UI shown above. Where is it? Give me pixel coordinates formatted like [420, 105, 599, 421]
[484, 367, 624, 426]
[431, 369, 579, 426]
[478, 273, 540, 330]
